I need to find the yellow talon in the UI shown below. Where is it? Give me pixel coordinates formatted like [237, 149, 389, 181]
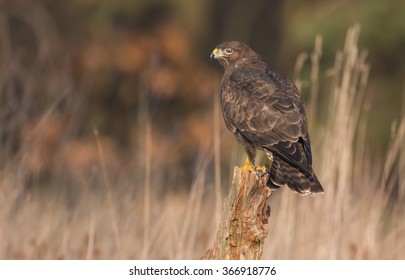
[256, 165, 267, 172]
[239, 157, 267, 173]
[240, 157, 255, 172]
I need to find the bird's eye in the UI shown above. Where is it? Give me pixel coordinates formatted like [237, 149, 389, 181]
[224, 48, 234, 55]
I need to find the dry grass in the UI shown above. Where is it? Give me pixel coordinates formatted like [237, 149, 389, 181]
[0, 21, 404, 259]
[265, 25, 405, 259]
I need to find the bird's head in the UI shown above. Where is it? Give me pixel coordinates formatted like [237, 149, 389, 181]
[210, 41, 260, 69]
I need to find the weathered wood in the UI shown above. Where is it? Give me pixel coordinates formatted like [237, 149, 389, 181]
[203, 167, 272, 260]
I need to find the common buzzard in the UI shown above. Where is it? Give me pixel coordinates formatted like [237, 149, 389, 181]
[211, 41, 323, 195]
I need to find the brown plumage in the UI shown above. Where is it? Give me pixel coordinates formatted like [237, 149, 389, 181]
[210, 41, 323, 195]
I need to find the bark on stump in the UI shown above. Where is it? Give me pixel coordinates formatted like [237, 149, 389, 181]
[203, 167, 272, 260]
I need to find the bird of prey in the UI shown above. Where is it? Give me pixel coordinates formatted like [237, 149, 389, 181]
[210, 41, 323, 195]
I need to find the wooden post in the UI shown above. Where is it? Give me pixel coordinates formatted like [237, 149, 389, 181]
[203, 167, 272, 260]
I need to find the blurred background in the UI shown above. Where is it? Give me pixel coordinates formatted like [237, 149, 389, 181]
[0, 0, 404, 259]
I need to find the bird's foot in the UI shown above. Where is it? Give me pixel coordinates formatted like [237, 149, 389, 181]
[254, 166, 269, 177]
[240, 158, 268, 177]
[240, 157, 256, 172]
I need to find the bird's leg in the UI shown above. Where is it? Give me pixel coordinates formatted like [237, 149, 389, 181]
[260, 159, 271, 176]
[255, 164, 268, 176]
[237, 140, 258, 173]
[261, 150, 274, 176]
[241, 157, 268, 176]
[244, 151, 272, 176]
[237, 140, 267, 176]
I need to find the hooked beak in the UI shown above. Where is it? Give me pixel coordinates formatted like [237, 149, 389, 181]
[210, 48, 223, 61]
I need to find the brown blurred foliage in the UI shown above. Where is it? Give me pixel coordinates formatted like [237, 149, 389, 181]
[0, 0, 404, 190]
[0, 1, 224, 189]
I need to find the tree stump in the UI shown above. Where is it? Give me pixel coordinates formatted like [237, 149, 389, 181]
[203, 167, 272, 260]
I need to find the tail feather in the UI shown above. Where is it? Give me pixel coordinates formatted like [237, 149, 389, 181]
[267, 155, 323, 195]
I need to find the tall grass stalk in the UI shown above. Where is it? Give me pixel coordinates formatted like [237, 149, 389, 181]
[263, 24, 403, 259]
